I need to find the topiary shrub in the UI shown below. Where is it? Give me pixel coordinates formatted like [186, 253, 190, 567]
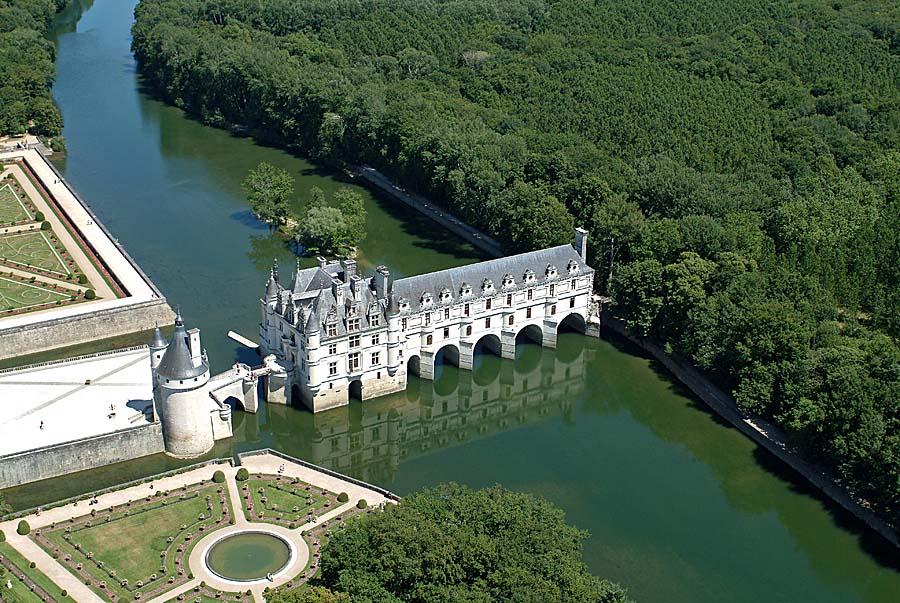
[84, 289, 96, 300]
[235, 468, 249, 481]
[356, 499, 367, 510]
[35, 211, 44, 221]
[337, 492, 349, 503]
[0, 530, 5, 542]
[61, 590, 67, 598]
[40, 221, 51, 230]
[212, 470, 225, 484]
[17, 520, 30, 535]
[77, 273, 88, 284]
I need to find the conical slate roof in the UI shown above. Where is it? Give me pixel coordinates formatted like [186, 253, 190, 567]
[156, 312, 208, 381]
[149, 325, 168, 351]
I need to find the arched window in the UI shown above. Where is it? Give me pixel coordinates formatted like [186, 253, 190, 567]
[466, 325, 472, 336]
[508, 315, 514, 326]
[426, 334, 433, 345]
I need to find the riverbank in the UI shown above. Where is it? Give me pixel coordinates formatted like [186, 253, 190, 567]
[352, 166, 504, 258]
[602, 313, 900, 549]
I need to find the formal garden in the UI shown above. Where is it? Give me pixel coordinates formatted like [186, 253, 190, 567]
[238, 474, 339, 528]
[0, 179, 36, 226]
[0, 232, 74, 278]
[0, 274, 78, 313]
[0, 539, 66, 603]
[31, 481, 233, 603]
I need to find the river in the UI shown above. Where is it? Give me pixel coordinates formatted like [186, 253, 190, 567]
[4, 0, 900, 601]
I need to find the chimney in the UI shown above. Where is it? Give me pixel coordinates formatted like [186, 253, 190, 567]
[331, 278, 344, 305]
[187, 328, 202, 367]
[573, 227, 588, 259]
[342, 258, 357, 283]
[374, 266, 390, 299]
[317, 256, 327, 269]
[350, 274, 363, 299]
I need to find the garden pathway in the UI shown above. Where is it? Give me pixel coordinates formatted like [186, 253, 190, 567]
[1, 453, 395, 603]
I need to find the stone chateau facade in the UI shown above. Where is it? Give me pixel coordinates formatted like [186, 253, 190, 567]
[260, 228, 596, 413]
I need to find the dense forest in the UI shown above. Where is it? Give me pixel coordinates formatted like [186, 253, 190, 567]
[131, 0, 900, 526]
[268, 484, 631, 603]
[0, 0, 69, 137]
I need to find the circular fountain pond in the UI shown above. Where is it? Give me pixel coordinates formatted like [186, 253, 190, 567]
[204, 532, 293, 582]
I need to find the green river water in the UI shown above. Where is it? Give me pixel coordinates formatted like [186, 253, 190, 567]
[4, 0, 900, 601]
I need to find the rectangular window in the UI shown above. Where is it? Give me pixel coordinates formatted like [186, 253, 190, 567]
[571, 279, 577, 291]
[506, 294, 512, 306]
[370, 314, 380, 327]
[527, 289, 533, 300]
[371, 333, 380, 345]
[551, 305, 557, 316]
[464, 303, 470, 316]
[327, 323, 337, 337]
[570, 296, 576, 308]
[328, 343, 337, 355]
[401, 318, 407, 331]
[371, 351, 380, 366]
[347, 318, 360, 332]
[443, 327, 450, 338]
[549, 284, 555, 296]
[444, 308, 450, 320]
[485, 317, 491, 328]
[328, 361, 338, 376]
[349, 335, 360, 349]
[486, 298, 492, 310]
[425, 313, 431, 326]
[526, 308, 532, 319]
[348, 352, 360, 371]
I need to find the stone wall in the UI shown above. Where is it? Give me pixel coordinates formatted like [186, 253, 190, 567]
[0, 298, 175, 361]
[0, 423, 165, 489]
[601, 314, 900, 548]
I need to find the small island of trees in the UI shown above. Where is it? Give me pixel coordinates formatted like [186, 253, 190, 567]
[243, 162, 367, 257]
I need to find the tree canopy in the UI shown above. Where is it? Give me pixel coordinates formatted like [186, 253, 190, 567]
[0, 0, 70, 137]
[131, 0, 900, 524]
[242, 162, 293, 229]
[310, 483, 630, 603]
[292, 186, 367, 256]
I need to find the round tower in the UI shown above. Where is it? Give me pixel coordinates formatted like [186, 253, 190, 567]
[155, 312, 213, 458]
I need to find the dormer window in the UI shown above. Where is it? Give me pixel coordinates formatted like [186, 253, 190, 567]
[523, 269, 536, 284]
[399, 297, 410, 311]
[482, 278, 495, 294]
[545, 264, 558, 278]
[440, 287, 452, 303]
[421, 292, 434, 308]
[460, 282, 472, 297]
[502, 274, 515, 289]
[566, 259, 580, 275]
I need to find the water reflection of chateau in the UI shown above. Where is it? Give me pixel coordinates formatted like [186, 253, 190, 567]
[298, 336, 589, 484]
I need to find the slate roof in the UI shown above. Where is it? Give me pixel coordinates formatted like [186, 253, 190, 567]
[392, 243, 591, 313]
[156, 313, 209, 380]
[149, 326, 168, 351]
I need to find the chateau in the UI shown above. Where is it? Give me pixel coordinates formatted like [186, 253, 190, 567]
[260, 228, 597, 412]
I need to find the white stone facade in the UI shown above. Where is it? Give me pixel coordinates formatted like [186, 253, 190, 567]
[261, 229, 596, 413]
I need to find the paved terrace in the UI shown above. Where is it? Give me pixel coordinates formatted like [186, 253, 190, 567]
[0, 148, 162, 329]
[0, 347, 154, 455]
[0, 452, 393, 603]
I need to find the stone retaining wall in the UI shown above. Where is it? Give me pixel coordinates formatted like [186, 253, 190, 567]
[0, 423, 165, 489]
[602, 314, 900, 548]
[0, 297, 174, 361]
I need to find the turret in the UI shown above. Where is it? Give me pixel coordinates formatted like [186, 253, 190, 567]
[155, 312, 214, 458]
[149, 324, 168, 374]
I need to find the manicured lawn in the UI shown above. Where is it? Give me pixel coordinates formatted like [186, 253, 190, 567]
[0, 276, 71, 311]
[74, 495, 205, 585]
[0, 232, 70, 276]
[0, 541, 65, 603]
[0, 183, 32, 224]
[38, 482, 233, 603]
[240, 476, 337, 527]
